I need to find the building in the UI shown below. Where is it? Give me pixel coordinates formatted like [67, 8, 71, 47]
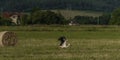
[2, 12, 22, 25]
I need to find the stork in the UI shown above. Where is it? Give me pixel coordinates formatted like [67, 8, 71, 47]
[58, 36, 70, 48]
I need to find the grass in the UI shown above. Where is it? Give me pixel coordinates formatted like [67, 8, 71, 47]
[0, 26, 120, 60]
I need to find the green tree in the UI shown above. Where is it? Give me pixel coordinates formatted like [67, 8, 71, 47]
[20, 14, 31, 25]
[0, 17, 12, 26]
[99, 13, 111, 25]
[109, 8, 120, 25]
[30, 10, 66, 25]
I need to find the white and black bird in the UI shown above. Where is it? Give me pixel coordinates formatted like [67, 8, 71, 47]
[58, 36, 70, 48]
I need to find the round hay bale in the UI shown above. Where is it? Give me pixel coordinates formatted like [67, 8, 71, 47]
[0, 31, 17, 47]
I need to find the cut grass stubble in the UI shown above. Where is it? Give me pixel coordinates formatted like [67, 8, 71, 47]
[0, 26, 120, 60]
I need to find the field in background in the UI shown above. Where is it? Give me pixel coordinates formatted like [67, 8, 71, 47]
[52, 10, 103, 19]
[0, 25, 120, 60]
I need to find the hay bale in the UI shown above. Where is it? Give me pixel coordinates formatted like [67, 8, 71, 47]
[0, 31, 17, 47]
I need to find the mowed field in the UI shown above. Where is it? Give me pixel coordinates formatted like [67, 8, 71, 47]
[52, 10, 103, 19]
[0, 26, 120, 60]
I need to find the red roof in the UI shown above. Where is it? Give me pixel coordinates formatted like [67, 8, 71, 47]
[2, 12, 22, 18]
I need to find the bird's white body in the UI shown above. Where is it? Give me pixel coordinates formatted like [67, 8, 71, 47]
[59, 40, 70, 48]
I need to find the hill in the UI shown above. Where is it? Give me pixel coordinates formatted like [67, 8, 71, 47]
[0, 0, 120, 12]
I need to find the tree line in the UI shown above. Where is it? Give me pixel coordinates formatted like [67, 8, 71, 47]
[0, 8, 120, 26]
[0, 10, 68, 26]
[73, 14, 111, 25]
[21, 10, 68, 25]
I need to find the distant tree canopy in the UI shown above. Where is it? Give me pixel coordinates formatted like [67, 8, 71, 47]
[109, 8, 120, 25]
[20, 10, 67, 25]
[0, 9, 112, 26]
[73, 14, 111, 25]
[0, 17, 13, 26]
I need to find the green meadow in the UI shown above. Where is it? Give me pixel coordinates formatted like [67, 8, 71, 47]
[0, 25, 120, 60]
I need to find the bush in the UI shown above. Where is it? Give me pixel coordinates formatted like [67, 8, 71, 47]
[30, 10, 67, 25]
[0, 17, 13, 26]
[109, 8, 120, 25]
